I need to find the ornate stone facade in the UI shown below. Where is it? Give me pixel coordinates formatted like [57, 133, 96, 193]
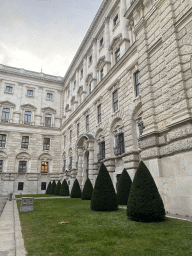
[0, 0, 192, 216]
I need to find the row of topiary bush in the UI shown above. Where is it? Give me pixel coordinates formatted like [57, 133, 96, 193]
[46, 179, 69, 196]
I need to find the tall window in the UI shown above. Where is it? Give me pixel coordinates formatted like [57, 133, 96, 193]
[18, 182, 24, 191]
[113, 90, 118, 112]
[89, 84, 91, 94]
[24, 111, 31, 123]
[77, 124, 80, 137]
[47, 93, 53, 99]
[2, 108, 10, 121]
[86, 115, 89, 132]
[64, 135, 66, 147]
[70, 130, 72, 143]
[100, 37, 104, 47]
[135, 71, 140, 97]
[98, 104, 101, 123]
[100, 68, 104, 80]
[115, 48, 120, 63]
[41, 162, 48, 173]
[18, 161, 27, 173]
[45, 114, 51, 127]
[41, 182, 46, 190]
[43, 138, 50, 150]
[74, 80, 76, 87]
[21, 136, 29, 149]
[5, 86, 13, 93]
[0, 134, 6, 147]
[114, 14, 118, 26]
[81, 69, 83, 77]
[89, 55, 92, 64]
[98, 141, 105, 162]
[114, 132, 125, 156]
[27, 90, 33, 96]
[63, 159, 66, 172]
[69, 156, 72, 170]
[0, 160, 3, 172]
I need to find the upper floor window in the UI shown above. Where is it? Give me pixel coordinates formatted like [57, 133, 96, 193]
[45, 114, 51, 127]
[100, 37, 104, 47]
[77, 123, 80, 137]
[113, 90, 118, 112]
[18, 182, 24, 191]
[5, 86, 13, 93]
[69, 156, 72, 170]
[100, 68, 104, 81]
[43, 138, 50, 150]
[63, 159, 66, 172]
[114, 14, 119, 26]
[89, 84, 91, 94]
[24, 111, 31, 123]
[18, 161, 27, 173]
[1, 108, 10, 121]
[0, 160, 3, 172]
[41, 161, 48, 173]
[135, 71, 140, 97]
[98, 104, 101, 124]
[98, 141, 105, 162]
[64, 135, 66, 147]
[115, 48, 120, 63]
[89, 55, 92, 64]
[41, 182, 46, 190]
[81, 69, 83, 77]
[0, 134, 6, 148]
[70, 130, 72, 143]
[21, 136, 29, 149]
[74, 80, 76, 88]
[114, 132, 125, 156]
[47, 93, 53, 99]
[27, 90, 33, 96]
[86, 115, 89, 133]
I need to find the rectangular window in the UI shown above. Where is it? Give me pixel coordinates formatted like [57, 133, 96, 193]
[68, 90, 70, 97]
[43, 138, 50, 150]
[21, 136, 29, 149]
[86, 115, 89, 133]
[63, 159, 66, 172]
[119, 133, 125, 155]
[113, 90, 118, 112]
[89, 55, 92, 64]
[115, 48, 120, 63]
[98, 104, 101, 124]
[69, 156, 72, 170]
[0, 160, 3, 172]
[100, 37, 104, 47]
[5, 86, 13, 93]
[89, 84, 91, 94]
[24, 111, 31, 123]
[47, 93, 53, 99]
[27, 90, 33, 96]
[18, 182, 24, 191]
[18, 161, 27, 173]
[77, 124, 80, 137]
[81, 69, 83, 77]
[64, 135, 66, 147]
[0, 134, 6, 148]
[74, 80, 76, 87]
[100, 68, 104, 80]
[135, 71, 140, 97]
[45, 114, 51, 127]
[41, 162, 48, 173]
[70, 130, 72, 143]
[2, 108, 10, 121]
[114, 14, 118, 26]
[114, 133, 125, 156]
[41, 182, 46, 190]
[98, 141, 105, 162]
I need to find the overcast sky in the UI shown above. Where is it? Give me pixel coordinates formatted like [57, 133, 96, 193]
[0, 0, 103, 77]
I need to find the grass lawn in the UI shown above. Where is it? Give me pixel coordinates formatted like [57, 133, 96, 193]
[15, 194, 58, 198]
[17, 198, 192, 256]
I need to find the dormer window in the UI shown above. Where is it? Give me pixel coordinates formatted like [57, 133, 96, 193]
[114, 14, 119, 26]
[89, 55, 92, 64]
[100, 37, 104, 47]
[47, 93, 53, 99]
[27, 90, 33, 96]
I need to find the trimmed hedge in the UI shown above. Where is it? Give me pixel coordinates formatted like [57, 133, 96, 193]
[127, 161, 165, 222]
[54, 180, 61, 195]
[117, 169, 132, 205]
[46, 181, 51, 194]
[91, 163, 118, 211]
[71, 179, 81, 198]
[50, 180, 56, 195]
[60, 179, 69, 196]
[81, 178, 93, 200]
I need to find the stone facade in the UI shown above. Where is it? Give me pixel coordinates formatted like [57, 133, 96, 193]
[0, 0, 192, 216]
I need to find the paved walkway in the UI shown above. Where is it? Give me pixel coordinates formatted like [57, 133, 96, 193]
[0, 200, 26, 256]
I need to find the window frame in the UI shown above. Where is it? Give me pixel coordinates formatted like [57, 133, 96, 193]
[1, 108, 10, 121]
[115, 48, 121, 63]
[100, 37, 104, 47]
[89, 55, 92, 64]
[41, 161, 48, 173]
[113, 14, 119, 26]
[77, 123, 80, 137]
[0, 160, 3, 172]
[24, 111, 31, 124]
[47, 93, 53, 100]
[64, 135, 66, 147]
[135, 71, 140, 97]
[43, 138, 50, 150]
[18, 161, 27, 173]
[5, 86, 13, 93]
[41, 182, 46, 190]
[0, 134, 6, 148]
[100, 68, 104, 81]
[89, 83, 91, 94]
[86, 115, 89, 133]
[45, 114, 52, 127]
[27, 89, 33, 96]
[113, 89, 118, 112]
[18, 182, 24, 191]
[21, 136, 29, 149]
[97, 104, 101, 124]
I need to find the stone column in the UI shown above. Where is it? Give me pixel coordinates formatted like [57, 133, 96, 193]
[104, 18, 110, 62]
[77, 147, 83, 187]
[83, 56, 87, 100]
[88, 141, 94, 185]
[92, 39, 97, 89]
[120, 0, 130, 54]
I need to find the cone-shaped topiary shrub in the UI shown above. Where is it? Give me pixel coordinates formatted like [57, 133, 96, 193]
[81, 178, 93, 200]
[117, 169, 132, 205]
[54, 180, 61, 195]
[46, 181, 51, 194]
[127, 161, 165, 222]
[50, 180, 56, 195]
[91, 163, 118, 211]
[60, 179, 69, 196]
[71, 179, 81, 198]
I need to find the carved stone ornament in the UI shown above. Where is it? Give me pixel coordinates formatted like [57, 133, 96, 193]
[83, 138, 88, 151]
[108, 33, 123, 52]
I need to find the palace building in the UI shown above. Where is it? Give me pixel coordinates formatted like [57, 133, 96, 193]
[0, 0, 192, 216]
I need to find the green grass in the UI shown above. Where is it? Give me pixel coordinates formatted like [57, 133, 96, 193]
[17, 199, 192, 256]
[15, 194, 58, 198]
